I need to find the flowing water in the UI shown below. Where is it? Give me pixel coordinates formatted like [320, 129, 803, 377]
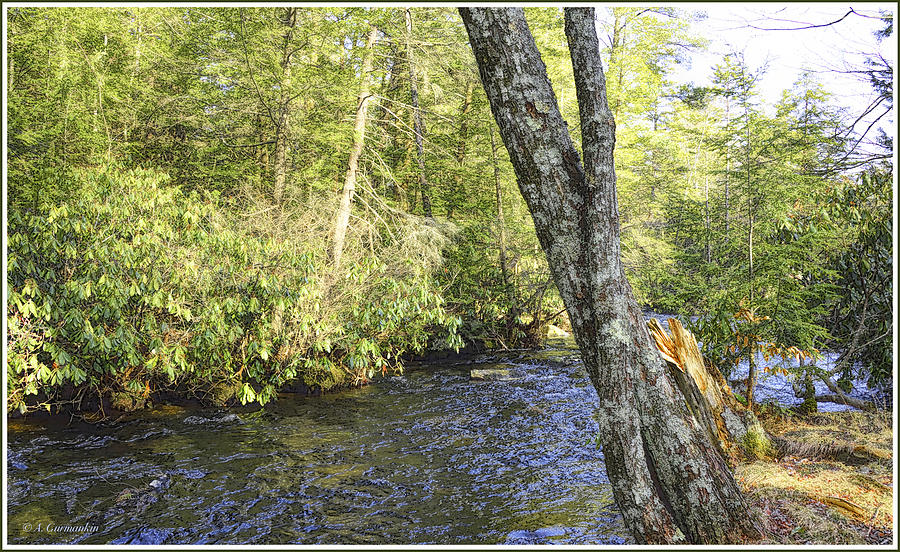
[7, 339, 627, 545]
[7, 328, 884, 545]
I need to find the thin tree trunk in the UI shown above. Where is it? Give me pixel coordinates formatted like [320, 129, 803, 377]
[705, 174, 712, 264]
[127, 12, 142, 143]
[376, 40, 403, 132]
[405, 8, 432, 218]
[724, 97, 731, 234]
[609, 9, 626, 120]
[448, 79, 474, 219]
[490, 126, 509, 286]
[259, 115, 270, 175]
[460, 8, 764, 544]
[744, 95, 755, 409]
[375, 39, 403, 197]
[272, 7, 296, 205]
[331, 26, 378, 268]
[404, 136, 416, 212]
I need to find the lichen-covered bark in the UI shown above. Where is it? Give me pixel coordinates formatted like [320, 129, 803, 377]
[460, 7, 764, 544]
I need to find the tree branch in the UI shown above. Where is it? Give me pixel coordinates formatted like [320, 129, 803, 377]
[744, 8, 874, 31]
[218, 136, 275, 148]
[239, 8, 277, 126]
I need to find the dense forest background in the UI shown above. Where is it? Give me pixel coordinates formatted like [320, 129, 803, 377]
[5, 6, 894, 415]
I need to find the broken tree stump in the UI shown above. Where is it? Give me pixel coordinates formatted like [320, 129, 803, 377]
[648, 317, 771, 466]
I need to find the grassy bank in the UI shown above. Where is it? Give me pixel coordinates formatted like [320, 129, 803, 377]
[740, 410, 894, 545]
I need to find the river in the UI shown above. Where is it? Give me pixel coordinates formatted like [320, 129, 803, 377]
[7, 338, 626, 545]
[6, 328, 884, 545]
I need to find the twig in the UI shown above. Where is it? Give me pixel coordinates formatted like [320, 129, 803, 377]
[865, 504, 880, 539]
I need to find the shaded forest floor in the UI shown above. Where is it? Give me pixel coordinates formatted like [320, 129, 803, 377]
[740, 410, 894, 545]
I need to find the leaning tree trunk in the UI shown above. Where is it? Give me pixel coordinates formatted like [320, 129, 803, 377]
[405, 8, 432, 218]
[460, 8, 764, 544]
[331, 25, 378, 268]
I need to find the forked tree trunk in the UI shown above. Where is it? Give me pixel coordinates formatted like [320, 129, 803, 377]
[405, 8, 432, 218]
[460, 7, 764, 544]
[331, 26, 378, 268]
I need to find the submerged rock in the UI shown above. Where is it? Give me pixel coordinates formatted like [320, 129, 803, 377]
[470, 367, 518, 381]
[546, 324, 570, 337]
[113, 474, 171, 513]
[183, 413, 244, 425]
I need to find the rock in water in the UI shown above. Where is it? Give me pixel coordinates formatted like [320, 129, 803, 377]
[148, 474, 171, 491]
[183, 413, 244, 425]
[113, 473, 171, 513]
[470, 368, 517, 381]
[546, 324, 570, 337]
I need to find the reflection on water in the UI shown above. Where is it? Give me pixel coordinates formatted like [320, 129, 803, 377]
[7, 339, 626, 545]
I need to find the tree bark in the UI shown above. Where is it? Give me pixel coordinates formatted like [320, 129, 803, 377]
[460, 7, 764, 544]
[272, 7, 297, 205]
[489, 126, 509, 286]
[405, 8, 432, 218]
[331, 26, 378, 268]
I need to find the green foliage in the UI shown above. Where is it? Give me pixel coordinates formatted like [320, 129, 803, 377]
[740, 425, 775, 460]
[664, 61, 855, 398]
[7, 168, 460, 414]
[686, 305, 821, 382]
[6, 6, 891, 418]
[440, 217, 564, 349]
[822, 168, 893, 386]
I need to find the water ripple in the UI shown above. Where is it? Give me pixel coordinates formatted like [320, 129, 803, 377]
[8, 343, 625, 544]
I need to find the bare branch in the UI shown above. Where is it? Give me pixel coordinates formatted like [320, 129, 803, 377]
[744, 8, 877, 32]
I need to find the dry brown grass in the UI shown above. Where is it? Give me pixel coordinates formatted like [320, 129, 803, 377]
[737, 410, 894, 545]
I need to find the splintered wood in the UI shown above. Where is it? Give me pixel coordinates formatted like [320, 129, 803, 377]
[648, 318, 728, 404]
[648, 318, 681, 369]
[648, 317, 767, 466]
